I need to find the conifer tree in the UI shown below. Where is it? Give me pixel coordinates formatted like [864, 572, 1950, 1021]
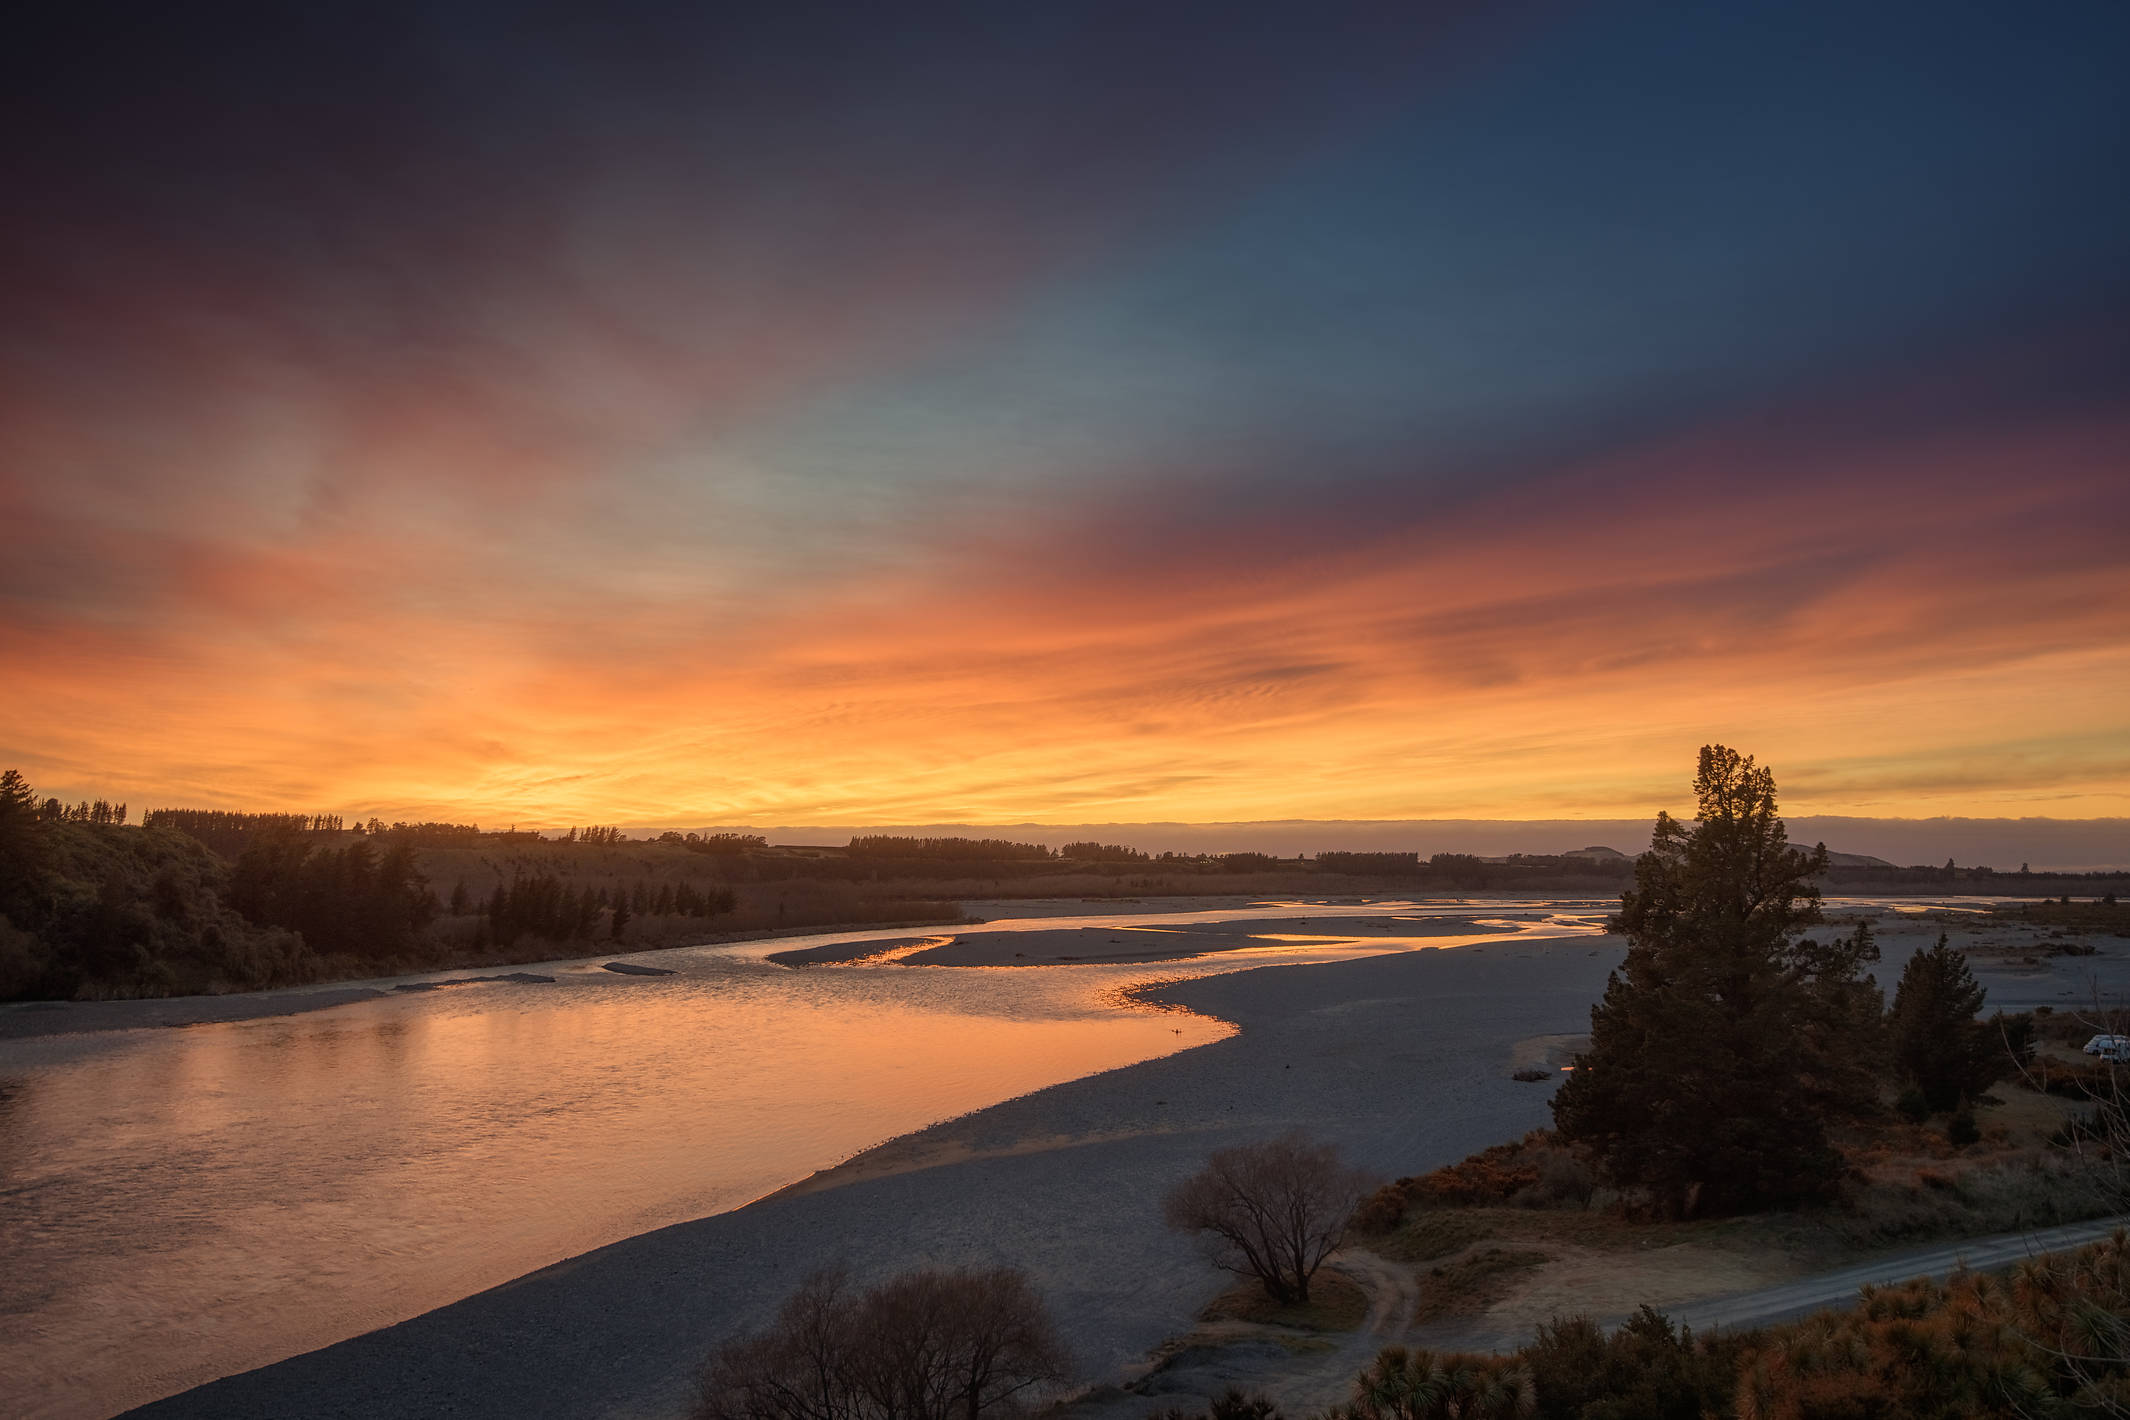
[1888, 934, 2005, 1112]
[0, 769, 48, 922]
[1552, 746, 1884, 1215]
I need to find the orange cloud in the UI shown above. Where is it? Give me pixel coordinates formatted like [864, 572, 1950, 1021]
[6, 382, 2124, 825]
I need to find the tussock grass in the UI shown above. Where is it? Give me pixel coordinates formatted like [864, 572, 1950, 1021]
[1410, 1246, 1553, 1324]
[1199, 1268, 1370, 1332]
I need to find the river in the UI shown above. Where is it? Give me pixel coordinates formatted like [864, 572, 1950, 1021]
[0, 899, 1595, 1420]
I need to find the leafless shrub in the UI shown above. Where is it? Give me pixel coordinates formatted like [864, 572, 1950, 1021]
[694, 1266, 1067, 1420]
[1163, 1132, 1373, 1303]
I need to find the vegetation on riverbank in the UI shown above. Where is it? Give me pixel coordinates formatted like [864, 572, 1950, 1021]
[1135, 749, 2130, 1419]
[1157, 1228, 2130, 1419]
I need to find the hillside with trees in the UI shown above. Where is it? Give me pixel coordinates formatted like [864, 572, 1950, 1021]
[0, 771, 775, 1000]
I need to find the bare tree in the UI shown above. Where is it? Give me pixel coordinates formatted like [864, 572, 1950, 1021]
[696, 1266, 1067, 1420]
[1163, 1133, 1373, 1304]
[698, 1268, 867, 1420]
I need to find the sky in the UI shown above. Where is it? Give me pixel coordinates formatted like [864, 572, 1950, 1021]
[5, 0, 2129, 829]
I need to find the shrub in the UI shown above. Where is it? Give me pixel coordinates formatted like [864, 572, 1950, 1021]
[1352, 1183, 1412, 1234]
[1151, 1388, 1283, 1420]
[1895, 1087, 1930, 1123]
[1330, 1346, 1535, 1420]
[1523, 1151, 1596, 1210]
[1410, 1136, 1544, 1207]
[1524, 1307, 1748, 1420]
[693, 1266, 1066, 1420]
[1946, 1110, 1981, 1149]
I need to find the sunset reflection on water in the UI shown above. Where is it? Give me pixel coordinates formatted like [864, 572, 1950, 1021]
[0, 900, 1596, 1420]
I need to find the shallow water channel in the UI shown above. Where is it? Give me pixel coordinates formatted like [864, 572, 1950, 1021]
[0, 899, 1598, 1420]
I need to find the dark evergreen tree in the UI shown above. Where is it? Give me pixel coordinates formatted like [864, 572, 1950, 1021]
[611, 894, 631, 940]
[0, 768, 47, 924]
[229, 834, 434, 962]
[1552, 746, 1884, 1215]
[1888, 934, 2007, 1112]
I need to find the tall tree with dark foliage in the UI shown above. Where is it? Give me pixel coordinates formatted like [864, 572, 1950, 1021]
[1889, 934, 2011, 1112]
[1552, 746, 1884, 1215]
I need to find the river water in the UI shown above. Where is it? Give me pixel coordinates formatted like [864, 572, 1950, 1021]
[0, 899, 1596, 1420]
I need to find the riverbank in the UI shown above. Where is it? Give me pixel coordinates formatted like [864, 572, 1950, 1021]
[0, 897, 1543, 1041]
[119, 902, 2130, 1420]
[122, 923, 1618, 1419]
[0, 913, 975, 1041]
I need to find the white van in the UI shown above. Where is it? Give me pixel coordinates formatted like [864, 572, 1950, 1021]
[2083, 1034, 2130, 1061]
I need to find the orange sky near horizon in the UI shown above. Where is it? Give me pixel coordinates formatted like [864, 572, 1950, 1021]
[9, 392, 2127, 829]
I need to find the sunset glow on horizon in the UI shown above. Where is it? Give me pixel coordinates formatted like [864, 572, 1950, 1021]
[7, 1, 2128, 827]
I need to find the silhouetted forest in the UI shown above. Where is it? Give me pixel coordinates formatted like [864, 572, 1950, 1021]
[1, 772, 312, 1000]
[656, 831, 767, 854]
[0, 771, 748, 1000]
[6, 765, 2125, 1002]
[1059, 840, 1150, 862]
[140, 809, 342, 858]
[847, 835, 1057, 860]
[228, 835, 437, 962]
[478, 873, 735, 949]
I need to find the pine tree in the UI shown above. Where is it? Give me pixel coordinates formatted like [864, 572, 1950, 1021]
[1552, 746, 1884, 1215]
[1889, 934, 2004, 1112]
[0, 769, 48, 922]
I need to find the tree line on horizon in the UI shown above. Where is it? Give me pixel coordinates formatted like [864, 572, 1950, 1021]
[15, 792, 2124, 885]
[0, 769, 749, 1000]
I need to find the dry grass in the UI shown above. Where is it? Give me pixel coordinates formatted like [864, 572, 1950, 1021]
[1409, 1246, 1553, 1324]
[1198, 1267, 1370, 1332]
[1374, 1209, 1506, 1264]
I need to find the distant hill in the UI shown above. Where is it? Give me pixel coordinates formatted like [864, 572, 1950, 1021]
[1553, 843, 1896, 869]
[707, 820, 2125, 872]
